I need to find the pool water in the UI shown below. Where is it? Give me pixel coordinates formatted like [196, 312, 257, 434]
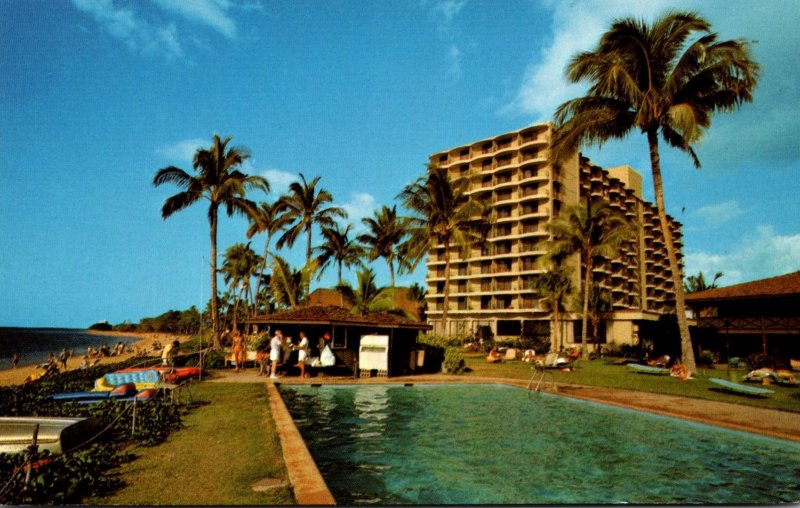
[279, 384, 800, 505]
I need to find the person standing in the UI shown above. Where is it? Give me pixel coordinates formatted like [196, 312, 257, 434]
[269, 330, 283, 379]
[231, 330, 245, 373]
[11, 352, 19, 369]
[59, 348, 68, 370]
[295, 331, 309, 378]
[161, 340, 174, 367]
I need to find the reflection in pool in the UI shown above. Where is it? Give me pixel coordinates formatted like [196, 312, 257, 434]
[280, 383, 800, 505]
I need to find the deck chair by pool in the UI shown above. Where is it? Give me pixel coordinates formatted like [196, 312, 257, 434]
[504, 348, 518, 361]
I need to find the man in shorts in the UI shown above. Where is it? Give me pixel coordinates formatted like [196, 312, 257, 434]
[269, 329, 283, 379]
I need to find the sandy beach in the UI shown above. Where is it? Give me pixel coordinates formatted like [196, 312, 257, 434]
[0, 331, 191, 387]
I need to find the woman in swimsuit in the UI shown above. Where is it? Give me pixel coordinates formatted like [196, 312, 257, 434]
[232, 330, 245, 372]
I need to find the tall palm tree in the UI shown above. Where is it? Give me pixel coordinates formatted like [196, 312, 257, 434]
[550, 11, 759, 372]
[398, 164, 490, 334]
[246, 200, 291, 315]
[220, 242, 262, 332]
[531, 267, 573, 352]
[276, 173, 348, 264]
[153, 135, 268, 348]
[684, 271, 723, 293]
[546, 198, 634, 358]
[315, 223, 365, 284]
[358, 205, 408, 287]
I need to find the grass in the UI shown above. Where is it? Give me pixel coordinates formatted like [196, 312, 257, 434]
[89, 382, 294, 505]
[463, 353, 800, 413]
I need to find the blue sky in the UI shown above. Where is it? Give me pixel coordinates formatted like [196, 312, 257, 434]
[1, 0, 798, 328]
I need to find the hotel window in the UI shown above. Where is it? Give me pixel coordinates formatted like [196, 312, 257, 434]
[438, 154, 448, 164]
[480, 296, 492, 310]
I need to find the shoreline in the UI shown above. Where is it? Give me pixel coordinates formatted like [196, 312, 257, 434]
[0, 331, 191, 387]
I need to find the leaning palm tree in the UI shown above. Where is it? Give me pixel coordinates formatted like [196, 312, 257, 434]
[246, 200, 291, 315]
[546, 198, 634, 359]
[153, 135, 268, 348]
[550, 11, 759, 372]
[358, 205, 408, 287]
[315, 223, 365, 284]
[276, 173, 348, 264]
[398, 164, 490, 335]
[220, 242, 262, 332]
[531, 267, 574, 352]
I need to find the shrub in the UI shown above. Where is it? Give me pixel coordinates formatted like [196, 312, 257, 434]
[745, 353, 776, 370]
[442, 347, 466, 374]
[697, 350, 719, 366]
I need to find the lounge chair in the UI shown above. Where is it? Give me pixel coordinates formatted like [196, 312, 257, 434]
[504, 348, 518, 361]
[708, 377, 774, 397]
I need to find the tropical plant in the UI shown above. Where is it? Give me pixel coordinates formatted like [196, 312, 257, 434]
[315, 223, 365, 284]
[358, 205, 408, 287]
[550, 11, 759, 372]
[220, 242, 263, 331]
[153, 135, 268, 348]
[335, 267, 387, 316]
[246, 200, 291, 315]
[269, 255, 317, 310]
[546, 198, 634, 358]
[583, 282, 613, 345]
[407, 282, 428, 321]
[684, 271, 724, 293]
[398, 164, 490, 334]
[276, 173, 348, 264]
[531, 267, 574, 352]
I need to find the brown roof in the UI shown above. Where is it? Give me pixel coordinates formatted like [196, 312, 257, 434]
[685, 271, 800, 302]
[247, 305, 430, 330]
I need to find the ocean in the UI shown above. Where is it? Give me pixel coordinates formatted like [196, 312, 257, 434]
[0, 327, 139, 371]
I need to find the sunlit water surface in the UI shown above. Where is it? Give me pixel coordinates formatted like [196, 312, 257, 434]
[280, 383, 800, 505]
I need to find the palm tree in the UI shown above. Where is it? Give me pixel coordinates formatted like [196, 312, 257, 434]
[276, 173, 348, 264]
[358, 205, 408, 287]
[335, 267, 385, 316]
[398, 164, 490, 335]
[269, 255, 317, 311]
[246, 200, 291, 315]
[583, 282, 613, 348]
[684, 271, 723, 293]
[546, 198, 634, 358]
[531, 267, 573, 352]
[550, 11, 759, 372]
[407, 282, 428, 322]
[153, 135, 268, 348]
[220, 242, 262, 332]
[315, 223, 365, 284]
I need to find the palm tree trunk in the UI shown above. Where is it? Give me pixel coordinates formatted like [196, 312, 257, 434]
[647, 130, 697, 373]
[442, 238, 451, 336]
[389, 259, 396, 287]
[210, 206, 221, 349]
[581, 253, 592, 360]
[252, 232, 271, 316]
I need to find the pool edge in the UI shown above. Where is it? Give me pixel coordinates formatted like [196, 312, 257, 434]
[267, 382, 336, 505]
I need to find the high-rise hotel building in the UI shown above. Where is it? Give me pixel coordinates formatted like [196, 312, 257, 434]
[425, 123, 683, 348]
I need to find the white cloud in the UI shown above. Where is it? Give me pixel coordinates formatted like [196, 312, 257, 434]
[71, 0, 183, 58]
[447, 44, 462, 79]
[156, 138, 207, 163]
[341, 192, 377, 224]
[684, 225, 800, 284]
[433, 0, 466, 24]
[261, 169, 297, 196]
[502, 0, 673, 120]
[694, 200, 744, 226]
[151, 0, 238, 38]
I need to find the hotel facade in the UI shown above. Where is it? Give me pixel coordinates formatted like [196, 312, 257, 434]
[425, 123, 684, 350]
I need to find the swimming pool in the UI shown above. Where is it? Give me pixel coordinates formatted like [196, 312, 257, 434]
[279, 383, 800, 505]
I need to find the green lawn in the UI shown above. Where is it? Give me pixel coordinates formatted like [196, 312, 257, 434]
[89, 382, 294, 505]
[463, 353, 800, 413]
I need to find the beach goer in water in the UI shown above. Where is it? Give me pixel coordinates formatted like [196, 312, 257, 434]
[295, 331, 309, 378]
[231, 330, 245, 372]
[11, 352, 19, 369]
[269, 330, 283, 379]
[59, 348, 68, 369]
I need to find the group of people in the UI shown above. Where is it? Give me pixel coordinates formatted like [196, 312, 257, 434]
[227, 328, 334, 379]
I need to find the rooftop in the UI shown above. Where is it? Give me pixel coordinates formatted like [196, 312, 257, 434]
[685, 271, 800, 302]
[247, 305, 430, 330]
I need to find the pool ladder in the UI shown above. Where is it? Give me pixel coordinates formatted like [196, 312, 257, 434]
[527, 361, 557, 395]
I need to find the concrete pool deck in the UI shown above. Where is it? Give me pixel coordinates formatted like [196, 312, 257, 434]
[210, 369, 800, 504]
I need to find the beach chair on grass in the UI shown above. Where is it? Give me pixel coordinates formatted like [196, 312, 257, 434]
[504, 348, 518, 361]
